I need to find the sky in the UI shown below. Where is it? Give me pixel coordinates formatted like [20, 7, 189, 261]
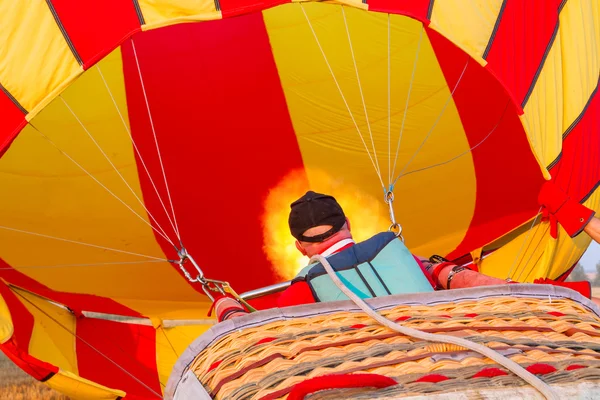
[580, 241, 600, 271]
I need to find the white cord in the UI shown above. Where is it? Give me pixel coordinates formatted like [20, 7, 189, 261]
[311, 253, 559, 400]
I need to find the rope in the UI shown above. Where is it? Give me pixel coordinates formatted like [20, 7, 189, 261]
[96, 65, 182, 244]
[341, 6, 382, 180]
[398, 100, 510, 179]
[12, 289, 164, 399]
[391, 59, 470, 188]
[1, 259, 171, 270]
[59, 95, 176, 248]
[391, 25, 424, 187]
[506, 208, 543, 281]
[300, 3, 385, 190]
[311, 253, 560, 400]
[130, 39, 183, 245]
[29, 123, 177, 249]
[0, 225, 167, 261]
[387, 14, 391, 187]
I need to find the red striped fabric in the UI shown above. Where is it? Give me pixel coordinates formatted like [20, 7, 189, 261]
[48, 0, 141, 69]
[0, 282, 58, 381]
[484, 0, 564, 108]
[425, 28, 545, 259]
[0, 259, 143, 318]
[120, 13, 305, 293]
[219, 0, 291, 18]
[75, 318, 161, 398]
[368, 0, 432, 23]
[550, 79, 600, 202]
[0, 90, 26, 156]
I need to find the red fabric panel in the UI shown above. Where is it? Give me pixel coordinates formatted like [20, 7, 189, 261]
[550, 79, 600, 202]
[0, 91, 26, 156]
[276, 282, 316, 308]
[121, 13, 304, 294]
[425, 29, 545, 259]
[219, 0, 291, 18]
[1, 343, 58, 381]
[0, 282, 57, 381]
[76, 318, 161, 398]
[484, 0, 564, 107]
[49, 0, 141, 69]
[368, 0, 431, 23]
[0, 258, 143, 318]
[0, 281, 34, 351]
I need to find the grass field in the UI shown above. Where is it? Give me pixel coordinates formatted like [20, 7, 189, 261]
[0, 353, 68, 400]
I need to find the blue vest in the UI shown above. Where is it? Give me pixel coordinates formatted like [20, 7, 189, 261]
[294, 232, 433, 302]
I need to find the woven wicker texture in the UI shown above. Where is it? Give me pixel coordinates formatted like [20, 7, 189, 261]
[188, 297, 600, 399]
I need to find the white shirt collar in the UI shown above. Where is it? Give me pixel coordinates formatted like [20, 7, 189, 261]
[320, 238, 355, 257]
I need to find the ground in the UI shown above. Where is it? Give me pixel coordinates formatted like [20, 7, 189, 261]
[0, 352, 68, 400]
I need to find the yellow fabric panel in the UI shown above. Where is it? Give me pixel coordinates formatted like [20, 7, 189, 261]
[137, 0, 220, 30]
[429, 0, 504, 64]
[480, 188, 600, 282]
[156, 324, 211, 388]
[45, 369, 125, 400]
[263, 4, 476, 256]
[0, 0, 82, 114]
[112, 298, 212, 321]
[521, 0, 600, 167]
[558, 0, 600, 139]
[12, 288, 78, 374]
[0, 287, 13, 344]
[0, 49, 203, 305]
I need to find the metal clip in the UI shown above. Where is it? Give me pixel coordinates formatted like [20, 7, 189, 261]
[384, 191, 404, 242]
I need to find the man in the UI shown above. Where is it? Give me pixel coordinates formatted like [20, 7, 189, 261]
[213, 184, 599, 321]
[276, 191, 505, 307]
[213, 191, 505, 321]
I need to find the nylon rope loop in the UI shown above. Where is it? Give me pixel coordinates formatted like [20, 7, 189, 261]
[310, 254, 559, 400]
[58, 95, 177, 250]
[96, 64, 182, 244]
[300, 3, 385, 192]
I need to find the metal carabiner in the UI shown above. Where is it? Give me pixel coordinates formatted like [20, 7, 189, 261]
[384, 191, 404, 242]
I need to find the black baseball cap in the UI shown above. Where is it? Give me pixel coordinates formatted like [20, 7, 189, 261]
[288, 191, 346, 243]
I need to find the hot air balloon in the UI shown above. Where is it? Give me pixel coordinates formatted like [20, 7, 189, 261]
[0, 0, 598, 399]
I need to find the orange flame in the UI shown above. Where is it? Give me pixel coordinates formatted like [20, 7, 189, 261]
[262, 168, 389, 280]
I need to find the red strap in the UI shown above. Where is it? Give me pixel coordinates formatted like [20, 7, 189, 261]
[276, 281, 316, 308]
[287, 374, 396, 400]
[533, 278, 591, 299]
[430, 262, 453, 287]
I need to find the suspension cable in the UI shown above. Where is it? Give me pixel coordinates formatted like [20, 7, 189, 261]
[391, 59, 470, 189]
[12, 289, 164, 398]
[300, 3, 385, 190]
[59, 95, 176, 248]
[506, 208, 543, 281]
[312, 253, 559, 400]
[391, 25, 424, 187]
[29, 123, 177, 249]
[398, 100, 510, 179]
[1, 260, 171, 270]
[96, 64, 182, 244]
[130, 39, 183, 246]
[0, 225, 167, 261]
[341, 6, 382, 180]
[387, 14, 391, 188]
